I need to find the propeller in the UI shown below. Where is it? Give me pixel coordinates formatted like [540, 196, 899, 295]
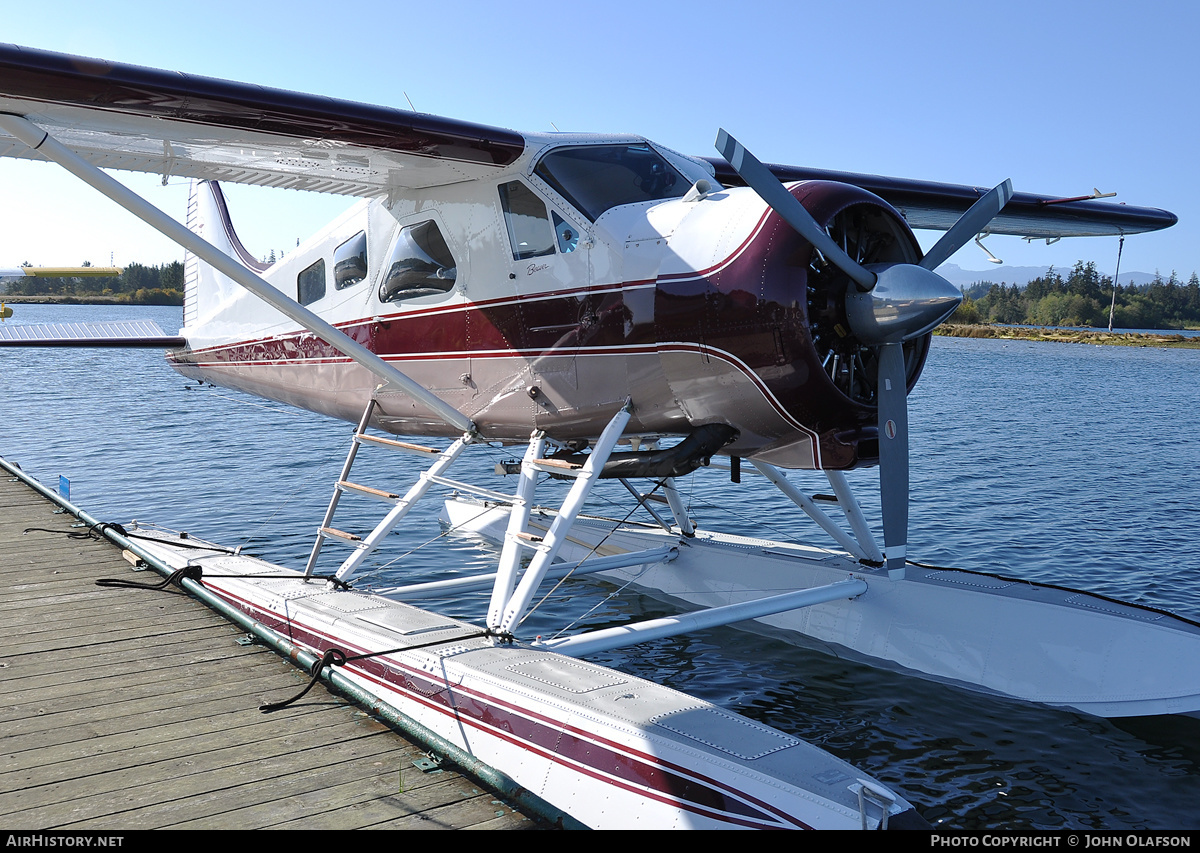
[715, 129, 1012, 576]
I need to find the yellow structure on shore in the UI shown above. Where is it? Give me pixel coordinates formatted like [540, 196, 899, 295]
[0, 266, 122, 277]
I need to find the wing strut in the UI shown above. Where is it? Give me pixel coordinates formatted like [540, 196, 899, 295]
[0, 113, 475, 436]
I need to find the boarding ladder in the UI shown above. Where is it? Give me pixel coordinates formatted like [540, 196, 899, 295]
[301, 398, 680, 634]
[302, 398, 472, 580]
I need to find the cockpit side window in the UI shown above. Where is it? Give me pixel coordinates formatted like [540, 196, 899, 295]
[534, 144, 689, 221]
[378, 220, 457, 303]
[498, 181, 556, 260]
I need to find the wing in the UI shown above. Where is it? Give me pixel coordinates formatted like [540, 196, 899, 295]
[705, 159, 1176, 239]
[0, 44, 526, 196]
[0, 44, 1175, 236]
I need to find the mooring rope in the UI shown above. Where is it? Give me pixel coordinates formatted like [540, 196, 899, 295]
[258, 627, 504, 712]
[96, 565, 203, 590]
[94, 560, 353, 591]
[22, 521, 128, 540]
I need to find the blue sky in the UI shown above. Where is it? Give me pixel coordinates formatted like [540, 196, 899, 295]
[2, 0, 1196, 282]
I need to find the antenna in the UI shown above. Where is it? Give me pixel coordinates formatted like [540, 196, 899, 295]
[403, 92, 417, 112]
[1039, 187, 1118, 206]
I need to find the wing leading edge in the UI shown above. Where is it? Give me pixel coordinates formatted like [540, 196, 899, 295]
[0, 43, 526, 196]
[705, 159, 1176, 240]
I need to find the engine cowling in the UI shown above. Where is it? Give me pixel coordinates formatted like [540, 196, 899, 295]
[654, 181, 933, 470]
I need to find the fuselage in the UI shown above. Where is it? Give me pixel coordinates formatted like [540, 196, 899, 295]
[169, 132, 928, 470]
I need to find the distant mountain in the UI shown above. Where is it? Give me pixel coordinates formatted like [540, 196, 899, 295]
[939, 263, 1161, 290]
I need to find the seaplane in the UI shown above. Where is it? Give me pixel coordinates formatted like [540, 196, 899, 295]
[1, 43, 1196, 829]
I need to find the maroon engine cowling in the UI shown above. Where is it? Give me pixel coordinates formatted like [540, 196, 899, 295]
[654, 180, 931, 469]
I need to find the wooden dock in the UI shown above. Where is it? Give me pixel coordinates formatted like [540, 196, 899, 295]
[0, 471, 543, 830]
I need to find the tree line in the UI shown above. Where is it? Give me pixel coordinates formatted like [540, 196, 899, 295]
[2, 261, 184, 305]
[953, 261, 1200, 330]
[7, 257, 1200, 329]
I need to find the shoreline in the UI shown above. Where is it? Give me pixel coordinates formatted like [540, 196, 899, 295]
[936, 324, 1200, 348]
[2, 300, 1197, 348]
[0, 294, 182, 306]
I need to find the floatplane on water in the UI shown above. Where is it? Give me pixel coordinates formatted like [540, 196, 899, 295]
[1, 43, 1196, 829]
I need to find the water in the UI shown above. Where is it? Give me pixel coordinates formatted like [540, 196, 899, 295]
[3, 304, 1200, 829]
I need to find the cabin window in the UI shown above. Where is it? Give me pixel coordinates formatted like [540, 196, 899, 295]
[334, 231, 368, 290]
[534, 143, 689, 221]
[298, 258, 326, 305]
[378, 220, 457, 303]
[498, 181, 556, 260]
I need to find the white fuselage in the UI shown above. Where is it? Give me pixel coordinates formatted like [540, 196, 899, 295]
[169, 133, 872, 470]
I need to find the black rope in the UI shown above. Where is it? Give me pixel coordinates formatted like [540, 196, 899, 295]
[260, 648, 348, 712]
[97, 565, 203, 590]
[200, 572, 352, 589]
[120, 530, 238, 554]
[95, 562, 352, 591]
[260, 628, 502, 712]
[902, 559, 1200, 631]
[23, 521, 128, 540]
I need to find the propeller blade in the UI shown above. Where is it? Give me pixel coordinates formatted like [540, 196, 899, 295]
[876, 341, 909, 576]
[715, 129, 877, 292]
[919, 179, 1014, 271]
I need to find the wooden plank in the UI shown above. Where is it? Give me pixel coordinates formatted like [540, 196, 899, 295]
[0, 475, 547, 830]
[1, 657, 308, 738]
[355, 434, 439, 454]
[5, 717, 424, 828]
[338, 479, 400, 499]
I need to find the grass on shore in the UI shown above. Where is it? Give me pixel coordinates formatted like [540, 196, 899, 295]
[937, 324, 1200, 349]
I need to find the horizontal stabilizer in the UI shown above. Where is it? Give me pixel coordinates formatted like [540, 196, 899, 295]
[0, 320, 186, 347]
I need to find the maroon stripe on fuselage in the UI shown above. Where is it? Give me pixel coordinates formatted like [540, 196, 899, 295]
[205, 581, 811, 828]
[170, 182, 922, 468]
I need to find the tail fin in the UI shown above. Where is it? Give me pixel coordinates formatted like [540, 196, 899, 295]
[183, 181, 271, 331]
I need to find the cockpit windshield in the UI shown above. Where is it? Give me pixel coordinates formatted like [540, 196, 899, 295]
[534, 143, 690, 221]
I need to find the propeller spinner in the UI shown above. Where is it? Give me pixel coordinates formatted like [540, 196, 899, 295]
[715, 129, 1012, 576]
